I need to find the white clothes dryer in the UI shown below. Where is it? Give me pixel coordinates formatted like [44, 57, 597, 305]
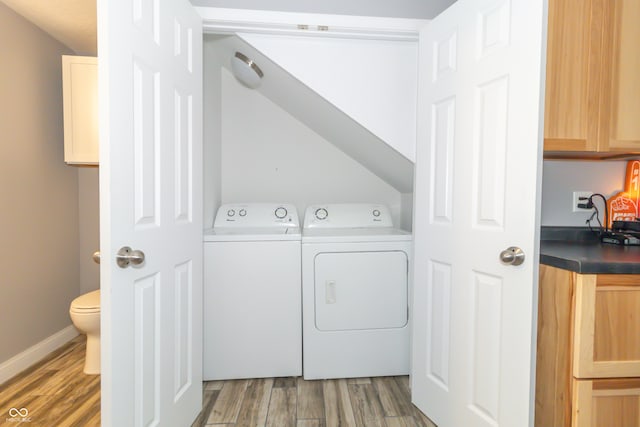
[302, 203, 412, 380]
[203, 203, 301, 380]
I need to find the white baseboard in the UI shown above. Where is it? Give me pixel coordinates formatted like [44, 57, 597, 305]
[0, 325, 79, 385]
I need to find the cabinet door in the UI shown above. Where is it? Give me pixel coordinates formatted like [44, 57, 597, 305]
[573, 378, 640, 427]
[543, 0, 603, 152]
[62, 55, 98, 164]
[573, 274, 640, 378]
[599, 0, 640, 152]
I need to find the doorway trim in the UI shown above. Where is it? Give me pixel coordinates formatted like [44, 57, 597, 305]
[196, 7, 426, 41]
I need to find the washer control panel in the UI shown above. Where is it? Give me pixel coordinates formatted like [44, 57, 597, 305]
[303, 203, 394, 229]
[274, 206, 288, 219]
[214, 203, 299, 228]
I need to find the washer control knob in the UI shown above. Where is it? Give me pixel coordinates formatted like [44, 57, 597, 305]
[239, 209, 247, 217]
[227, 209, 236, 217]
[372, 209, 381, 217]
[315, 208, 328, 220]
[274, 207, 288, 219]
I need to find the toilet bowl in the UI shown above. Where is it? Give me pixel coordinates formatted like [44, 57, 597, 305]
[69, 290, 100, 375]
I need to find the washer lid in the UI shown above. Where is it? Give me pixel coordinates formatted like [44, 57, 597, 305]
[302, 227, 411, 243]
[71, 289, 100, 310]
[204, 227, 301, 242]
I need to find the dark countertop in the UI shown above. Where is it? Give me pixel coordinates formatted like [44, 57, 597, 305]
[540, 227, 640, 274]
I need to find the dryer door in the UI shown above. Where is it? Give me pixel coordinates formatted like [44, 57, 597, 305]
[314, 251, 408, 331]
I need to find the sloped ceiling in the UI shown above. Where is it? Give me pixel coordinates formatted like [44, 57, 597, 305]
[239, 34, 418, 163]
[0, 0, 96, 55]
[208, 35, 414, 193]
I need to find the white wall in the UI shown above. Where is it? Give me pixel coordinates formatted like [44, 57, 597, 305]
[203, 36, 224, 228]
[541, 160, 628, 226]
[219, 67, 404, 226]
[78, 167, 100, 294]
[400, 193, 413, 231]
[240, 34, 418, 162]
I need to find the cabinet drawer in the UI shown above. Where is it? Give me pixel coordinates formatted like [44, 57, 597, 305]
[574, 274, 640, 378]
[572, 378, 640, 427]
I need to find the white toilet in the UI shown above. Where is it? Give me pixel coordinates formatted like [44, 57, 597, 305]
[69, 290, 101, 375]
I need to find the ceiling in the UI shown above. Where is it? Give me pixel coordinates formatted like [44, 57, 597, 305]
[1, 0, 97, 55]
[1, 0, 455, 56]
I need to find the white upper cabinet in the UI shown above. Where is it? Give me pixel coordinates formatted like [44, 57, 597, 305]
[62, 55, 98, 165]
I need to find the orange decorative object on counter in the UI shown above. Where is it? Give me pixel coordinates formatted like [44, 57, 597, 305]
[608, 192, 637, 226]
[607, 160, 640, 228]
[624, 160, 640, 202]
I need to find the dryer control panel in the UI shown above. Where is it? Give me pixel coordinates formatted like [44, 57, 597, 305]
[214, 203, 299, 228]
[303, 203, 393, 229]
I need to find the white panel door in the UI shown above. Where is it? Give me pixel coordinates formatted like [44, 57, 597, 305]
[97, 0, 203, 425]
[411, 0, 546, 426]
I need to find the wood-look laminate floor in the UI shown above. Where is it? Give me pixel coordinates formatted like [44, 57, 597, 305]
[0, 336, 100, 426]
[1, 337, 436, 427]
[193, 376, 437, 427]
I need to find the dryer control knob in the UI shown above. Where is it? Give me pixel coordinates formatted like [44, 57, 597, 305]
[239, 209, 247, 217]
[227, 209, 236, 217]
[274, 207, 288, 219]
[315, 208, 328, 220]
[372, 209, 381, 217]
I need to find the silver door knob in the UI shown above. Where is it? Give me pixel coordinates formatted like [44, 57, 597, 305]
[499, 247, 525, 266]
[116, 246, 145, 268]
[92, 251, 101, 264]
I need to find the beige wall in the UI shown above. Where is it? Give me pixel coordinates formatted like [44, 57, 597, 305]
[0, 3, 79, 363]
[78, 167, 100, 294]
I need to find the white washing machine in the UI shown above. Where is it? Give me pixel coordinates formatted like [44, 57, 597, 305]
[203, 203, 301, 380]
[302, 203, 412, 379]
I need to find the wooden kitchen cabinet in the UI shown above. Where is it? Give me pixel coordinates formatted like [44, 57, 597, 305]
[543, 0, 601, 152]
[543, 0, 640, 157]
[598, 0, 640, 152]
[62, 55, 98, 165]
[535, 265, 640, 427]
[573, 378, 640, 427]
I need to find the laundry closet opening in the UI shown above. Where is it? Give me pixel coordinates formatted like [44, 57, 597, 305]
[201, 32, 418, 228]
